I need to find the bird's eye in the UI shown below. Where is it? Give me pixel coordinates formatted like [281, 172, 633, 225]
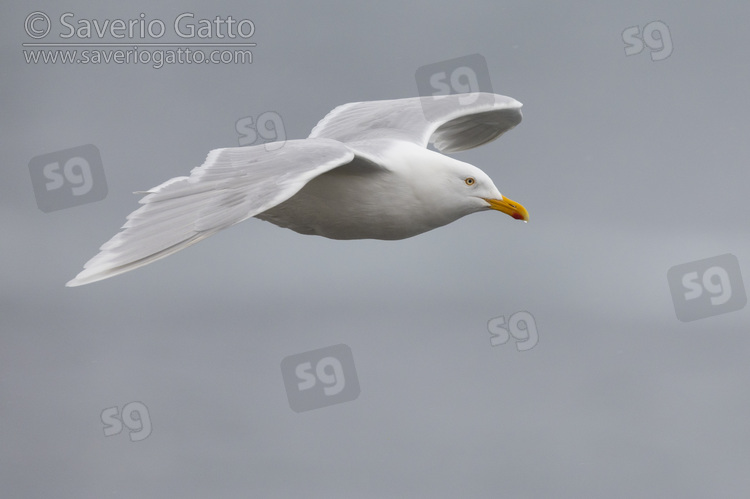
[465, 177, 476, 186]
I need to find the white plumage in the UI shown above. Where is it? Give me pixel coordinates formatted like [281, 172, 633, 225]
[67, 92, 528, 287]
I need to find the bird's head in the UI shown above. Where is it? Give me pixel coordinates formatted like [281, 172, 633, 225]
[441, 161, 529, 223]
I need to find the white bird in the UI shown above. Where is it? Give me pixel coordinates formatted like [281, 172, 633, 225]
[67, 92, 528, 287]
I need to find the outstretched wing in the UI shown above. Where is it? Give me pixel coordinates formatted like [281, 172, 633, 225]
[308, 92, 522, 154]
[67, 139, 354, 287]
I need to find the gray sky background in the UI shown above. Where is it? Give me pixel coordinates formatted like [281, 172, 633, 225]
[2, 1, 749, 497]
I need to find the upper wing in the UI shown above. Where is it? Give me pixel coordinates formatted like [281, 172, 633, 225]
[308, 92, 522, 154]
[67, 138, 354, 287]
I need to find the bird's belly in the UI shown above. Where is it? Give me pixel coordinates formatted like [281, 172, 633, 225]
[255, 170, 446, 240]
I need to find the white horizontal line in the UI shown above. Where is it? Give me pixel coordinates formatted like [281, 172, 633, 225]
[22, 43, 257, 47]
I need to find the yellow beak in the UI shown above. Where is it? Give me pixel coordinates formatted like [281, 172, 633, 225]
[483, 196, 529, 222]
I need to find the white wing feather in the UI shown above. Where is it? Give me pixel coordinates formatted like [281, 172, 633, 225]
[309, 92, 522, 153]
[66, 139, 353, 286]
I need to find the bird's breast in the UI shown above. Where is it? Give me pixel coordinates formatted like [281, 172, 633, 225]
[255, 166, 454, 240]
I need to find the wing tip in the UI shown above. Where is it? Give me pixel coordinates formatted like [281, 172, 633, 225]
[65, 276, 93, 288]
[65, 268, 110, 287]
